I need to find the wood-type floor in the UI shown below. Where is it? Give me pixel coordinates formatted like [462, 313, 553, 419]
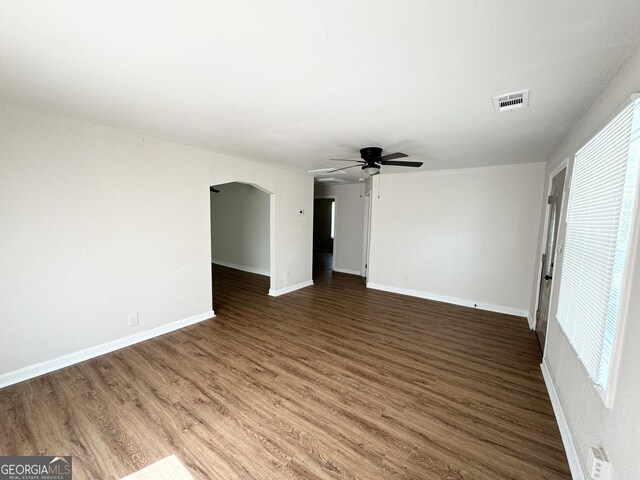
[0, 260, 570, 479]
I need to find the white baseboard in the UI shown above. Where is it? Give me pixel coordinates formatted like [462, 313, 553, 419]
[269, 280, 314, 297]
[541, 359, 585, 480]
[212, 259, 270, 277]
[527, 312, 536, 330]
[366, 283, 529, 318]
[0, 310, 215, 390]
[333, 267, 361, 276]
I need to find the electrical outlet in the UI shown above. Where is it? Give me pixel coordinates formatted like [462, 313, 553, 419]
[128, 313, 139, 327]
[588, 446, 611, 480]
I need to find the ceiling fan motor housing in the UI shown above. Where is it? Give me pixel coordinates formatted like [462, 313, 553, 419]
[360, 147, 383, 162]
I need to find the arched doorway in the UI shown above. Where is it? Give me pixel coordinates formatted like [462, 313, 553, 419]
[210, 181, 274, 311]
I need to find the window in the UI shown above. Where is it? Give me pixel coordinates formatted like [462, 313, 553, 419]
[556, 98, 640, 402]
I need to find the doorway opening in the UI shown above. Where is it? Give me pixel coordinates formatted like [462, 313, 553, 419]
[210, 182, 272, 312]
[313, 197, 335, 279]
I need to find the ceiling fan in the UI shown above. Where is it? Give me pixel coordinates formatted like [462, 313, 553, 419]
[328, 147, 423, 176]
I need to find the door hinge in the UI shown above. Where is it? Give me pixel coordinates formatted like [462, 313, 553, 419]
[541, 253, 547, 264]
[547, 194, 553, 204]
[536, 309, 540, 320]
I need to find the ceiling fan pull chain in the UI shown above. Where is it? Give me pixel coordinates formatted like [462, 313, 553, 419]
[378, 174, 381, 199]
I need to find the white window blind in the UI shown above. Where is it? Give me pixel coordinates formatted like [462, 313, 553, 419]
[557, 98, 640, 389]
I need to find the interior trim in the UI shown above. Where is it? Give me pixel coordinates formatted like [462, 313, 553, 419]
[212, 259, 270, 277]
[268, 280, 314, 297]
[541, 358, 585, 480]
[0, 310, 215, 389]
[367, 283, 529, 319]
[332, 267, 361, 276]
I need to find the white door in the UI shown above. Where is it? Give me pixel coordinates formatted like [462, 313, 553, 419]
[536, 168, 566, 351]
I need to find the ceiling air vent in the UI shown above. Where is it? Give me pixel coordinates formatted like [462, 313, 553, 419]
[493, 90, 529, 113]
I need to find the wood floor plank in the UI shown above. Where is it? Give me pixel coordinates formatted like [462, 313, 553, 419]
[0, 260, 570, 479]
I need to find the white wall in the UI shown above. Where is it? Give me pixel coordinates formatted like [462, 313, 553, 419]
[314, 183, 364, 275]
[0, 102, 313, 380]
[535, 47, 640, 480]
[367, 163, 545, 316]
[211, 182, 270, 276]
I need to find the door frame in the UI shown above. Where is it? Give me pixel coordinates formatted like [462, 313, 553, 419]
[313, 196, 337, 271]
[532, 158, 569, 336]
[361, 191, 372, 279]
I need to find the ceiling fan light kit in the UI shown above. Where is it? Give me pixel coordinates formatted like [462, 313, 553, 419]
[362, 164, 380, 175]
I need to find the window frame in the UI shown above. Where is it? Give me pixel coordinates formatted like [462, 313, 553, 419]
[556, 96, 640, 408]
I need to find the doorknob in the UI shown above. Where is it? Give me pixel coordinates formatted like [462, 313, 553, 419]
[544, 275, 552, 280]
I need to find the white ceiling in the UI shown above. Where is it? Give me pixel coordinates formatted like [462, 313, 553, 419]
[1, 1, 639, 182]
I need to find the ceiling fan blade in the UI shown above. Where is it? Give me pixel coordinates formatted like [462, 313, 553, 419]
[330, 158, 364, 162]
[327, 164, 362, 173]
[380, 160, 423, 167]
[378, 152, 408, 162]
